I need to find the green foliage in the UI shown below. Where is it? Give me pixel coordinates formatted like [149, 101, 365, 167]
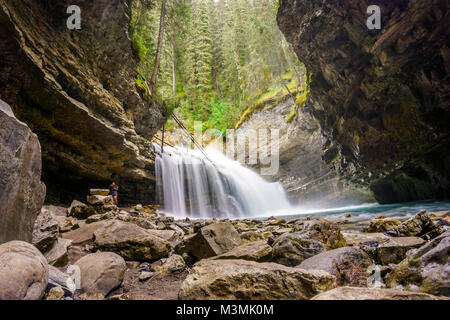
[285, 104, 298, 123]
[131, 0, 306, 134]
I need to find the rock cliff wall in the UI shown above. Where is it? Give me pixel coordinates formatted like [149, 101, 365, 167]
[0, 0, 165, 204]
[236, 96, 374, 207]
[0, 99, 46, 244]
[277, 0, 450, 203]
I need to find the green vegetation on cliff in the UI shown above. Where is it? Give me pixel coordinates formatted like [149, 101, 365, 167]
[131, 0, 305, 134]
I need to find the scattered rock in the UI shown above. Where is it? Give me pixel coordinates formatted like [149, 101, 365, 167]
[79, 292, 105, 300]
[240, 231, 270, 244]
[363, 218, 402, 233]
[32, 209, 59, 252]
[359, 237, 425, 265]
[175, 222, 241, 260]
[293, 219, 347, 249]
[62, 221, 109, 245]
[86, 211, 118, 224]
[45, 238, 72, 267]
[311, 287, 446, 300]
[155, 255, 186, 274]
[179, 259, 336, 300]
[45, 286, 65, 300]
[93, 220, 171, 261]
[272, 232, 325, 266]
[147, 229, 178, 242]
[342, 232, 390, 246]
[54, 216, 79, 233]
[211, 240, 273, 262]
[87, 195, 114, 206]
[0, 241, 49, 300]
[386, 231, 450, 296]
[139, 272, 157, 281]
[398, 210, 440, 237]
[117, 213, 158, 229]
[75, 252, 126, 296]
[297, 247, 373, 286]
[67, 200, 96, 220]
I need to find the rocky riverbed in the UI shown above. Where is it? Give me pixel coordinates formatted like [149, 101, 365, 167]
[1, 189, 448, 300]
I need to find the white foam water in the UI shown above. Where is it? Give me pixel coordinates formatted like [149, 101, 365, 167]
[153, 143, 292, 218]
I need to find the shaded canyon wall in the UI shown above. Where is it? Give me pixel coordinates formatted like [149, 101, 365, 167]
[277, 0, 450, 203]
[0, 0, 165, 204]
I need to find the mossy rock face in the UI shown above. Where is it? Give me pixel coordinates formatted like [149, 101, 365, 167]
[0, 0, 165, 204]
[298, 247, 372, 287]
[278, 0, 450, 203]
[272, 232, 326, 266]
[363, 218, 402, 233]
[386, 230, 450, 296]
[93, 220, 172, 261]
[293, 219, 347, 250]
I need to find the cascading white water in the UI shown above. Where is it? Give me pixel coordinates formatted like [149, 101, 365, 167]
[153, 143, 292, 218]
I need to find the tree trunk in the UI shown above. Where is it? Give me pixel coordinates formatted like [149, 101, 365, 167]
[172, 59, 176, 97]
[149, 0, 167, 97]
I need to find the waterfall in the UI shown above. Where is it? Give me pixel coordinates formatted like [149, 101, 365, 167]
[153, 143, 292, 218]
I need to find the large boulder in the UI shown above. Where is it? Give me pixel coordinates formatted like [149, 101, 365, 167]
[363, 218, 402, 233]
[86, 195, 114, 206]
[75, 252, 126, 297]
[272, 232, 325, 266]
[155, 254, 186, 274]
[0, 241, 49, 300]
[386, 231, 450, 296]
[297, 247, 373, 286]
[32, 209, 59, 252]
[93, 220, 171, 261]
[398, 210, 441, 237]
[175, 222, 241, 260]
[311, 287, 446, 300]
[359, 236, 425, 265]
[54, 216, 79, 233]
[210, 240, 273, 262]
[67, 200, 96, 220]
[62, 221, 109, 245]
[178, 259, 336, 300]
[0, 100, 46, 244]
[342, 232, 390, 246]
[293, 219, 346, 249]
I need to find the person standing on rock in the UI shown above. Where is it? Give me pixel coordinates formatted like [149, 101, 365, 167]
[109, 182, 119, 206]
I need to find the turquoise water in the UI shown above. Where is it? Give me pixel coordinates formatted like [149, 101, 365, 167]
[264, 200, 450, 222]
